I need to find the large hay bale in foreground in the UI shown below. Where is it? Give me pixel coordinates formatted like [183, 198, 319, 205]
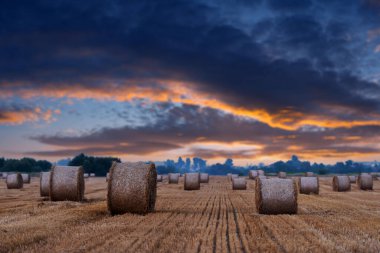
[6, 173, 23, 189]
[305, 172, 314, 177]
[232, 178, 247, 190]
[184, 173, 200, 190]
[107, 162, 157, 215]
[157, 175, 163, 182]
[200, 173, 209, 183]
[255, 178, 297, 214]
[349, 175, 356, 183]
[258, 170, 265, 176]
[298, 177, 319, 194]
[332, 176, 351, 192]
[249, 170, 259, 179]
[278, 171, 287, 179]
[168, 173, 180, 184]
[357, 173, 373, 190]
[50, 166, 85, 202]
[40, 172, 51, 197]
[21, 173, 31, 184]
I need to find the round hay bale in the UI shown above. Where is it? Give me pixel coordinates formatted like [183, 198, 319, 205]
[258, 170, 265, 176]
[157, 175, 163, 182]
[349, 175, 356, 183]
[257, 175, 267, 180]
[21, 173, 31, 184]
[184, 173, 200, 190]
[40, 172, 51, 197]
[6, 173, 23, 189]
[305, 172, 314, 177]
[90, 173, 95, 177]
[200, 173, 209, 183]
[168, 173, 180, 184]
[249, 170, 259, 179]
[357, 173, 373, 190]
[332, 176, 351, 192]
[255, 178, 297, 214]
[84, 173, 89, 178]
[278, 171, 287, 179]
[107, 162, 157, 215]
[232, 178, 247, 190]
[298, 177, 319, 194]
[50, 165, 85, 202]
[106, 173, 110, 182]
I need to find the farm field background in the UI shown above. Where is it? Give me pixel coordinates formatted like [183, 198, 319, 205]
[0, 176, 379, 253]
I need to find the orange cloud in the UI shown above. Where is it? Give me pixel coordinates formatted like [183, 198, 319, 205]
[2, 80, 380, 130]
[0, 107, 59, 125]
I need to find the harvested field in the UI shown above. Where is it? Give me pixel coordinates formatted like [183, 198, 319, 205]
[0, 176, 379, 253]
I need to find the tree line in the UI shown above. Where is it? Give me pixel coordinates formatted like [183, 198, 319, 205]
[0, 157, 51, 173]
[1, 154, 379, 176]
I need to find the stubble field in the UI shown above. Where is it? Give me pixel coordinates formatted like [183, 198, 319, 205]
[0, 176, 379, 253]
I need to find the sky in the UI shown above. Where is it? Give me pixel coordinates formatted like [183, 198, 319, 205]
[1, 0, 380, 165]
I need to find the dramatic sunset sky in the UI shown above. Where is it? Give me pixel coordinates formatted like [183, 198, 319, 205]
[1, 0, 380, 165]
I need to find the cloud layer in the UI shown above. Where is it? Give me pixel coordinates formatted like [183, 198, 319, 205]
[1, 0, 380, 162]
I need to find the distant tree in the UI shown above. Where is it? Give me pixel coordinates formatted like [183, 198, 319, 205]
[0, 157, 5, 169]
[185, 158, 191, 172]
[69, 153, 86, 167]
[224, 158, 234, 168]
[69, 153, 120, 176]
[176, 157, 185, 173]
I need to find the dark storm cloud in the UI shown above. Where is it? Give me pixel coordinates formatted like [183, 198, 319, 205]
[1, 0, 380, 121]
[27, 103, 380, 158]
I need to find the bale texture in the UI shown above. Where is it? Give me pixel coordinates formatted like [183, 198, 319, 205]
[40, 171, 51, 197]
[157, 175, 163, 182]
[305, 172, 314, 177]
[349, 175, 356, 183]
[332, 176, 351, 192]
[107, 162, 157, 215]
[184, 173, 200, 190]
[258, 170, 265, 176]
[168, 173, 180, 184]
[357, 173, 373, 190]
[232, 178, 247, 190]
[50, 166, 85, 201]
[298, 177, 319, 194]
[6, 173, 23, 189]
[255, 178, 297, 214]
[21, 173, 31, 184]
[257, 175, 267, 180]
[200, 173, 209, 183]
[278, 171, 287, 179]
[249, 170, 259, 179]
